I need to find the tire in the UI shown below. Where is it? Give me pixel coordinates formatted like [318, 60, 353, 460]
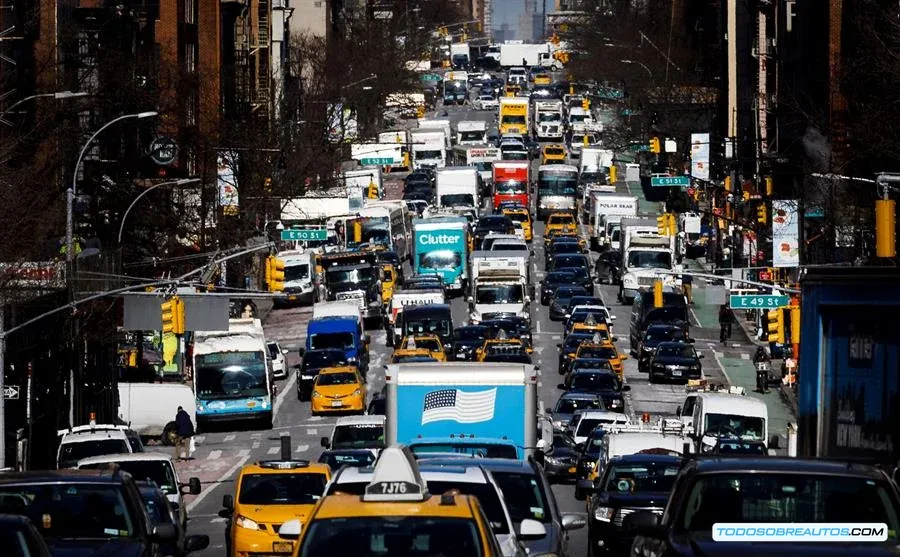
[162, 421, 179, 446]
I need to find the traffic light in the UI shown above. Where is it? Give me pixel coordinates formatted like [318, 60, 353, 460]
[724, 175, 732, 192]
[653, 280, 663, 308]
[649, 137, 661, 154]
[765, 176, 773, 196]
[875, 198, 896, 258]
[767, 309, 785, 344]
[161, 296, 185, 335]
[581, 98, 590, 110]
[790, 305, 801, 344]
[657, 213, 675, 236]
[266, 255, 286, 292]
[757, 203, 767, 224]
[609, 165, 617, 184]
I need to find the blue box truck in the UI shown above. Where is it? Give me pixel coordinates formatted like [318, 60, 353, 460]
[413, 217, 469, 294]
[384, 362, 540, 459]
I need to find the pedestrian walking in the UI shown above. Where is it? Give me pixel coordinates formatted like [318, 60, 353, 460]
[174, 406, 195, 461]
[682, 273, 693, 304]
[718, 305, 733, 344]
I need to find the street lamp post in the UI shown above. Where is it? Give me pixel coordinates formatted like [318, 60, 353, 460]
[0, 91, 89, 125]
[620, 59, 653, 79]
[65, 110, 156, 428]
[117, 178, 201, 245]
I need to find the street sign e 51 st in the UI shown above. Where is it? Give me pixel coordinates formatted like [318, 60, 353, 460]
[282, 229, 327, 242]
[651, 176, 690, 187]
[729, 295, 790, 309]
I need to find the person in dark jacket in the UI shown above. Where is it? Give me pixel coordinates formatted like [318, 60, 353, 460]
[174, 406, 195, 460]
[719, 305, 733, 343]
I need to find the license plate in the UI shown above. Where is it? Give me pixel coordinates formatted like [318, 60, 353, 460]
[247, 401, 257, 407]
[457, 353, 467, 358]
[331, 400, 343, 407]
[671, 370, 682, 377]
[288, 295, 297, 301]
[568, 466, 577, 473]
[273, 542, 293, 553]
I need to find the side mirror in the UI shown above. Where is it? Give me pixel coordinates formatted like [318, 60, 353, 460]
[564, 313, 571, 319]
[365, 335, 371, 344]
[518, 518, 547, 539]
[279, 519, 303, 539]
[186, 476, 202, 495]
[675, 405, 682, 416]
[687, 338, 695, 343]
[769, 435, 781, 450]
[557, 383, 567, 390]
[698, 354, 705, 359]
[320, 436, 331, 448]
[610, 315, 617, 320]
[152, 523, 178, 541]
[222, 494, 234, 511]
[282, 348, 289, 355]
[620, 354, 628, 361]
[556, 343, 562, 348]
[574, 479, 593, 501]
[185, 534, 211, 553]
[561, 513, 587, 531]
[612, 337, 619, 342]
[298, 348, 306, 357]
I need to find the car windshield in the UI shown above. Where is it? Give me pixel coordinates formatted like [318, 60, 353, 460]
[552, 243, 581, 254]
[332, 425, 385, 449]
[419, 251, 462, 271]
[392, 355, 438, 363]
[309, 332, 355, 351]
[554, 255, 586, 269]
[564, 335, 594, 351]
[548, 215, 575, 226]
[298, 516, 484, 557]
[59, 439, 131, 469]
[645, 307, 687, 324]
[238, 473, 327, 505]
[704, 414, 766, 440]
[657, 345, 696, 358]
[571, 373, 619, 392]
[79, 460, 176, 494]
[316, 372, 358, 386]
[441, 194, 475, 207]
[603, 462, 681, 493]
[403, 317, 452, 337]
[681, 474, 900, 534]
[285, 264, 309, 282]
[318, 452, 376, 469]
[645, 328, 686, 342]
[578, 346, 616, 359]
[554, 287, 587, 303]
[476, 284, 525, 304]
[545, 148, 565, 157]
[555, 397, 602, 414]
[495, 181, 527, 194]
[483, 354, 531, 363]
[454, 328, 487, 342]
[627, 251, 672, 269]
[558, 267, 589, 282]
[545, 272, 575, 285]
[491, 471, 551, 524]
[577, 417, 626, 437]
[0, 483, 135, 539]
[326, 266, 377, 284]
[407, 338, 441, 352]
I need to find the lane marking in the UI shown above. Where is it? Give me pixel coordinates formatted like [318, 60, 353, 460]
[194, 435, 206, 444]
[707, 344, 734, 386]
[223, 434, 236, 442]
[252, 441, 260, 449]
[237, 449, 250, 457]
[273, 370, 298, 417]
[297, 444, 309, 453]
[306, 428, 317, 435]
[210, 517, 227, 523]
[207, 450, 222, 460]
[267, 446, 280, 455]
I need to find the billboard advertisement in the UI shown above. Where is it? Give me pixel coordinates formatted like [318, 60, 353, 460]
[772, 200, 800, 267]
[690, 133, 710, 181]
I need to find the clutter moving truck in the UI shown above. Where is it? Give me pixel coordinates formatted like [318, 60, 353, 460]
[413, 216, 469, 293]
[384, 362, 543, 459]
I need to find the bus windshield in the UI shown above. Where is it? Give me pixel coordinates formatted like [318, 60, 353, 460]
[539, 173, 577, 196]
[196, 351, 268, 400]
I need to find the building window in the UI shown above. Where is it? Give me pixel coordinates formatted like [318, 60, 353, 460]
[184, 42, 197, 74]
[184, 0, 196, 24]
[186, 90, 197, 126]
[185, 146, 196, 176]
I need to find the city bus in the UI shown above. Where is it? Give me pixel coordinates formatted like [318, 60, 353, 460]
[536, 164, 578, 220]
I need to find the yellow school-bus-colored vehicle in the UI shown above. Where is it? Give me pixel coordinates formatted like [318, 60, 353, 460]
[310, 366, 366, 415]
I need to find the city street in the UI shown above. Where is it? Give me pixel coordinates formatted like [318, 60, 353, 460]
[175, 100, 795, 557]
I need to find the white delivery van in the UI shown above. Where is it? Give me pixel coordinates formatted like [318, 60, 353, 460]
[118, 382, 197, 442]
[677, 391, 769, 442]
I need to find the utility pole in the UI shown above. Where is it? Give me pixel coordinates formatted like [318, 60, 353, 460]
[0, 305, 5, 469]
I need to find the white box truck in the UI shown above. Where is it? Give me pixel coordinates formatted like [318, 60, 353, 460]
[457, 120, 488, 145]
[619, 219, 680, 304]
[411, 129, 447, 169]
[468, 250, 531, 323]
[436, 167, 480, 212]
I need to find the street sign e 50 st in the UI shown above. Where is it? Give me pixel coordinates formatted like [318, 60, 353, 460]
[282, 229, 327, 241]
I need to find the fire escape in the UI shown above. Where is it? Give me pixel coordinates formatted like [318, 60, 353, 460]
[0, 0, 28, 127]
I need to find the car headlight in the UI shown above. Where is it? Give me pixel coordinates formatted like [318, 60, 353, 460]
[544, 456, 561, 466]
[311, 391, 322, 398]
[652, 363, 665, 369]
[690, 365, 701, 371]
[593, 506, 614, 522]
[353, 389, 361, 395]
[609, 399, 622, 408]
[622, 274, 637, 286]
[235, 515, 261, 530]
[553, 420, 566, 430]
[347, 357, 357, 363]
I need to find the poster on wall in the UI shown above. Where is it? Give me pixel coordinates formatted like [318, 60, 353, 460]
[772, 200, 800, 267]
[217, 151, 240, 216]
[690, 133, 710, 181]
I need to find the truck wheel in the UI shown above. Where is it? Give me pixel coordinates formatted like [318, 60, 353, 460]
[162, 422, 179, 446]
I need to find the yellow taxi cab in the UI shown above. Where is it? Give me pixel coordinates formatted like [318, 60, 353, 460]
[505, 84, 521, 97]
[223, 459, 331, 557]
[545, 230, 587, 250]
[475, 335, 533, 362]
[533, 73, 551, 86]
[572, 338, 629, 380]
[541, 144, 567, 165]
[381, 263, 397, 306]
[310, 366, 366, 415]
[545, 212, 577, 235]
[501, 207, 533, 241]
[567, 315, 614, 341]
[279, 446, 505, 557]
[393, 335, 447, 362]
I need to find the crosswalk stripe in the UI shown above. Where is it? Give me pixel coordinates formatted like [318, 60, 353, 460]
[207, 450, 222, 460]
[296, 444, 309, 452]
[267, 446, 280, 455]
[223, 434, 236, 442]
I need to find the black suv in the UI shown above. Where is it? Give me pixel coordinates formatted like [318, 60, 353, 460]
[647, 341, 703, 384]
[584, 454, 683, 556]
[0, 468, 177, 557]
[637, 324, 690, 373]
[630, 457, 900, 557]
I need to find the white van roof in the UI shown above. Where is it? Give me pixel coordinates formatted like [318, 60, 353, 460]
[697, 392, 767, 419]
[335, 415, 386, 427]
[607, 431, 693, 456]
[76, 452, 173, 466]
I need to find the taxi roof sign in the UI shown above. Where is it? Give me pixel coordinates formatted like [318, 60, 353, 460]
[362, 445, 429, 502]
[585, 313, 597, 326]
[257, 460, 310, 470]
[405, 336, 417, 350]
[592, 332, 602, 344]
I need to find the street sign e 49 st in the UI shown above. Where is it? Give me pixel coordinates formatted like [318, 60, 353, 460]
[729, 295, 790, 309]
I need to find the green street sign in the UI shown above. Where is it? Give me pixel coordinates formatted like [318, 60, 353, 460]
[422, 73, 442, 82]
[626, 142, 649, 152]
[729, 295, 790, 309]
[360, 157, 395, 165]
[282, 229, 327, 241]
[651, 176, 690, 187]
